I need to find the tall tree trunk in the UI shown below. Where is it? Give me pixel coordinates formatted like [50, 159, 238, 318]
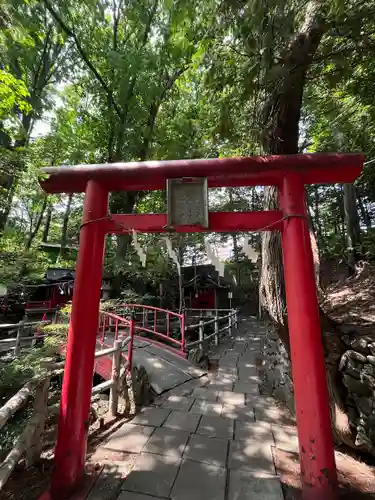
[313, 186, 324, 245]
[258, 1, 357, 450]
[343, 183, 361, 272]
[110, 192, 138, 297]
[58, 194, 73, 260]
[334, 185, 346, 249]
[42, 205, 53, 242]
[25, 196, 48, 250]
[228, 188, 240, 284]
[356, 187, 371, 230]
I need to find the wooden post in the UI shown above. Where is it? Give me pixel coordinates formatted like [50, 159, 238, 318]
[109, 340, 122, 417]
[26, 377, 50, 468]
[14, 320, 24, 356]
[199, 320, 204, 348]
[228, 313, 232, 335]
[215, 316, 219, 346]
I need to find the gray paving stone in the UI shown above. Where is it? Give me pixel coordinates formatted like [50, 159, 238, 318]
[183, 433, 228, 467]
[229, 439, 275, 474]
[218, 391, 245, 406]
[196, 415, 234, 439]
[160, 395, 195, 412]
[228, 470, 283, 500]
[208, 379, 234, 391]
[143, 427, 190, 458]
[217, 367, 237, 377]
[121, 453, 180, 498]
[227, 345, 247, 355]
[219, 357, 238, 368]
[103, 423, 154, 453]
[163, 410, 201, 433]
[254, 401, 284, 424]
[190, 400, 223, 416]
[117, 493, 165, 500]
[191, 387, 219, 401]
[131, 407, 171, 427]
[233, 382, 259, 395]
[171, 459, 226, 500]
[235, 421, 273, 441]
[221, 404, 254, 421]
[87, 462, 129, 500]
[238, 362, 258, 372]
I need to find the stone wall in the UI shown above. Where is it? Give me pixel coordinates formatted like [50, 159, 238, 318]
[259, 323, 295, 414]
[261, 325, 375, 454]
[339, 334, 375, 452]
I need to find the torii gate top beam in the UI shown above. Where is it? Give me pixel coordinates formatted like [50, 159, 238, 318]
[40, 153, 363, 194]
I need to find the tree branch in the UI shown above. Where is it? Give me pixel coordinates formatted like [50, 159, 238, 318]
[43, 0, 123, 120]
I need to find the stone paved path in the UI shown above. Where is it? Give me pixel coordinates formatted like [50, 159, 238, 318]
[88, 317, 295, 500]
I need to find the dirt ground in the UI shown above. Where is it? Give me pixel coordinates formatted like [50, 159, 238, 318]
[275, 447, 375, 499]
[0, 397, 119, 500]
[323, 263, 375, 331]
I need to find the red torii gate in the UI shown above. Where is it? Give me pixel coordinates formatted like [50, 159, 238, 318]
[40, 153, 363, 500]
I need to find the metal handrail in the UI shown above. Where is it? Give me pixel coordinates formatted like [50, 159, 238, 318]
[186, 309, 236, 330]
[109, 303, 185, 353]
[184, 308, 238, 350]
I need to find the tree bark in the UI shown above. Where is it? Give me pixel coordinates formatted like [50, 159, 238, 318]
[343, 183, 361, 272]
[25, 196, 48, 250]
[356, 187, 371, 230]
[258, 1, 357, 450]
[58, 194, 73, 260]
[42, 204, 52, 242]
[228, 188, 240, 284]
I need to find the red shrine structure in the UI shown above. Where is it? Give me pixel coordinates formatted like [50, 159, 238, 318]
[40, 153, 364, 500]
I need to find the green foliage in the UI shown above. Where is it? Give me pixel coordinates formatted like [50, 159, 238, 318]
[0, 69, 31, 121]
[2, 0, 375, 292]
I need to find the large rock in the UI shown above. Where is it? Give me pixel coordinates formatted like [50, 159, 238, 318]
[350, 337, 370, 355]
[348, 350, 367, 363]
[347, 406, 358, 427]
[367, 355, 375, 366]
[362, 364, 375, 377]
[368, 343, 375, 357]
[188, 348, 209, 369]
[341, 334, 351, 346]
[345, 360, 361, 379]
[132, 365, 153, 407]
[354, 396, 373, 415]
[360, 371, 375, 389]
[343, 374, 372, 397]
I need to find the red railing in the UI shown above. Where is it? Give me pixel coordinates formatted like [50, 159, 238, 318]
[97, 310, 135, 371]
[111, 303, 185, 354]
[55, 303, 184, 379]
[26, 300, 53, 309]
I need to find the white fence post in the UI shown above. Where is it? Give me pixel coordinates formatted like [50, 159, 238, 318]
[228, 313, 232, 335]
[199, 320, 204, 347]
[109, 340, 122, 417]
[14, 321, 24, 357]
[215, 316, 219, 346]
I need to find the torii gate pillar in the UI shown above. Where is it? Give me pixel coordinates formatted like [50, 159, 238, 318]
[280, 172, 337, 498]
[51, 180, 108, 495]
